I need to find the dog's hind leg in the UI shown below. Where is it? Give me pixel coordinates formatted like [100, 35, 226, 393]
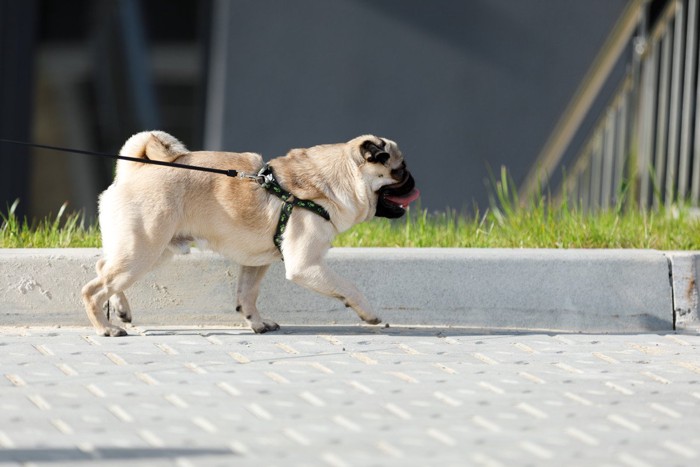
[82, 258, 123, 336]
[108, 293, 132, 323]
[236, 264, 278, 333]
[96, 258, 132, 323]
[82, 275, 130, 337]
[82, 250, 167, 336]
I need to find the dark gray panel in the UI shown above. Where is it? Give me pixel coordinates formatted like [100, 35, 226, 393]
[208, 0, 628, 211]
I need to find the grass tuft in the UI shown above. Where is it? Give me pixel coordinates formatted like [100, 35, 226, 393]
[0, 200, 101, 248]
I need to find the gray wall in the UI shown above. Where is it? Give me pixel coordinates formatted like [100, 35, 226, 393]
[205, 0, 628, 212]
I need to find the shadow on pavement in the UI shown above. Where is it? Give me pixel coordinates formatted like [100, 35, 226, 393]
[134, 324, 687, 338]
[0, 447, 234, 463]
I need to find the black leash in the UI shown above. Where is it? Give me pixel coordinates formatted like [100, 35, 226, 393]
[0, 138, 242, 178]
[0, 138, 333, 257]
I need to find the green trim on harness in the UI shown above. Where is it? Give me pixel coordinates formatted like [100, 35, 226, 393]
[258, 165, 331, 256]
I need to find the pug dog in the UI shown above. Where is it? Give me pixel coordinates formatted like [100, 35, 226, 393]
[81, 131, 419, 336]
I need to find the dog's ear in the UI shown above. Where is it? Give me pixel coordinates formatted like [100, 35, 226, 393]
[361, 139, 390, 164]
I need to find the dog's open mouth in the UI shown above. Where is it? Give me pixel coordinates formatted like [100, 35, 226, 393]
[376, 172, 420, 218]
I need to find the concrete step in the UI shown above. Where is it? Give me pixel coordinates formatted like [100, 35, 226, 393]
[1, 248, 698, 332]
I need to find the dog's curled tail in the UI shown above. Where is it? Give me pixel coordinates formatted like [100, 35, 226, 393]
[116, 130, 189, 179]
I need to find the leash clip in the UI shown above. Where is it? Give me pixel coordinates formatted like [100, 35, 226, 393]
[256, 165, 275, 187]
[234, 169, 267, 184]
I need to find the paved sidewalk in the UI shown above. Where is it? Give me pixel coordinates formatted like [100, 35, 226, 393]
[1, 325, 699, 467]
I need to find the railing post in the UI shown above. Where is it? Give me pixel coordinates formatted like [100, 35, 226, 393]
[679, 0, 698, 200]
[625, 4, 649, 211]
[665, 1, 685, 207]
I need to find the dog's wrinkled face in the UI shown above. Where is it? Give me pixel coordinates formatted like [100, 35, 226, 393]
[359, 136, 420, 218]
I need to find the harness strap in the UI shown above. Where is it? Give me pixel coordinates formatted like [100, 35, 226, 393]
[258, 165, 330, 255]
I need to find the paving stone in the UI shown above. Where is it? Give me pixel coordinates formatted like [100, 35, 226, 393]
[0, 325, 699, 466]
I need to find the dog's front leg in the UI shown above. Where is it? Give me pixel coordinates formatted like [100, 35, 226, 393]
[284, 252, 381, 326]
[237, 264, 279, 333]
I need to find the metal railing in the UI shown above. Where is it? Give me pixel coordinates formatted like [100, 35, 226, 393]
[522, 0, 700, 211]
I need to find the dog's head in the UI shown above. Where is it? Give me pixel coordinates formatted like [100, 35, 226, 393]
[356, 136, 420, 218]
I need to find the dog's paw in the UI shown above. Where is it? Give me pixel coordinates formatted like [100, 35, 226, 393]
[362, 315, 382, 325]
[251, 320, 280, 334]
[99, 324, 128, 337]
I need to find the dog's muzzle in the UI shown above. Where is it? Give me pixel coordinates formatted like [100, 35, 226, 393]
[375, 171, 420, 219]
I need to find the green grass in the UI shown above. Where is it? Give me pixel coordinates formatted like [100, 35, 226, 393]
[334, 203, 700, 249]
[335, 170, 700, 249]
[3, 170, 700, 249]
[1, 200, 100, 248]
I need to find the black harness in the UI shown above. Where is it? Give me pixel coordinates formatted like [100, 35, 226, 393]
[257, 164, 331, 255]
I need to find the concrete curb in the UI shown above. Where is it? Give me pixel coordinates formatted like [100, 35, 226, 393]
[1, 248, 698, 332]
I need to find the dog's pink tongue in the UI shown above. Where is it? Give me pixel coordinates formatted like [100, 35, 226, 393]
[385, 188, 420, 207]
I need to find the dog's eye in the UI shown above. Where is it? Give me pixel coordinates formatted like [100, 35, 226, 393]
[362, 141, 378, 151]
[370, 153, 390, 164]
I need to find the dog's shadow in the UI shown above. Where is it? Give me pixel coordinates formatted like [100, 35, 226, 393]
[134, 324, 554, 338]
[132, 324, 688, 339]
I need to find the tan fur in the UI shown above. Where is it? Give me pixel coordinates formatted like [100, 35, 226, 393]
[81, 131, 410, 336]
